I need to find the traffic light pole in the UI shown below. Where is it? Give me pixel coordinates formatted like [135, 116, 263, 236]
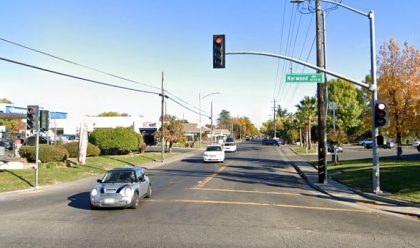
[160, 72, 165, 163]
[369, 11, 381, 194]
[35, 124, 40, 188]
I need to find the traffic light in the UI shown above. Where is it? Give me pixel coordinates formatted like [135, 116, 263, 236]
[213, 34, 225, 68]
[40, 110, 49, 131]
[26, 105, 39, 131]
[374, 102, 388, 128]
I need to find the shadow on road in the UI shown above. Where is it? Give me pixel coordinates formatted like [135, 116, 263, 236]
[67, 192, 92, 210]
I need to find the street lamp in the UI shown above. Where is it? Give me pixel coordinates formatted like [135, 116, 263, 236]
[199, 92, 220, 148]
[290, 0, 380, 193]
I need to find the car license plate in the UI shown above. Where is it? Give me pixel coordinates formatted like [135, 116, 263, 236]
[104, 198, 115, 204]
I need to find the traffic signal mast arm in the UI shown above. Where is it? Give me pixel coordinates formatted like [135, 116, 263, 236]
[226, 51, 371, 90]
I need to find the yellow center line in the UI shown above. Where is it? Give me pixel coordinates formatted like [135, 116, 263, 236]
[145, 199, 370, 213]
[188, 187, 304, 196]
[193, 165, 227, 189]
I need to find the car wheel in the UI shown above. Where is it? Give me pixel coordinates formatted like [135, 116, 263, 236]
[145, 185, 152, 198]
[129, 192, 139, 209]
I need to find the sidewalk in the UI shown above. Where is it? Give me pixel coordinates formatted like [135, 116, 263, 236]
[281, 145, 420, 219]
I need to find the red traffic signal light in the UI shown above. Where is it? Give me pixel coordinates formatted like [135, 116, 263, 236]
[26, 105, 39, 131]
[374, 102, 388, 128]
[213, 34, 225, 69]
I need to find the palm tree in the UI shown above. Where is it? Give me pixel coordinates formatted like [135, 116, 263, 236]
[295, 96, 317, 150]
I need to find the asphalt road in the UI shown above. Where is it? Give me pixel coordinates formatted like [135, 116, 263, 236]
[0, 143, 419, 248]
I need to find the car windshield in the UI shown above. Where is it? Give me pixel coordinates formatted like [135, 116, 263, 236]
[206, 146, 222, 151]
[226, 138, 234, 142]
[102, 171, 135, 183]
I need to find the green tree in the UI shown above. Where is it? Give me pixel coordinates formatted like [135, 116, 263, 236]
[0, 98, 20, 136]
[327, 79, 365, 142]
[296, 96, 317, 150]
[217, 110, 232, 129]
[276, 105, 288, 119]
[162, 115, 185, 151]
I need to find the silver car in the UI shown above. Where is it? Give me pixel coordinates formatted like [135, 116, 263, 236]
[90, 167, 152, 209]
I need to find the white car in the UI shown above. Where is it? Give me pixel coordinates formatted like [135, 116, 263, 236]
[223, 142, 237, 152]
[412, 141, 420, 148]
[203, 144, 225, 163]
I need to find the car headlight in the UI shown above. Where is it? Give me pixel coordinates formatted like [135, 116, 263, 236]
[91, 188, 98, 196]
[122, 187, 132, 196]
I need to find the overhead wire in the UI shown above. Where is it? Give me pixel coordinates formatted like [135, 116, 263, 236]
[0, 37, 205, 117]
[0, 56, 211, 118]
[280, 10, 303, 102]
[285, 14, 315, 106]
[276, 4, 299, 101]
[272, 0, 288, 100]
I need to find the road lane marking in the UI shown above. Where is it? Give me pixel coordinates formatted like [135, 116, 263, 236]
[145, 199, 370, 213]
[188, 187, 305, 196]
[193, 165, 228, 189]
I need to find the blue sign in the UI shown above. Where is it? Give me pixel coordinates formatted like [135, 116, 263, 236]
[4, 105, 67, 119]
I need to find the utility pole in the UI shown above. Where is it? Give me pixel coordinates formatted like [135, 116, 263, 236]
[322, 9, 328, 183]
[273, 99, 277, 138]
[160, 72, 165, 163]
[198, 93, 202, 148]
[211, 101, 213, 143]
[316, 0, 327, 184]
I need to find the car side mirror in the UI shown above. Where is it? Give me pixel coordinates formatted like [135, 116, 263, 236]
[96, 179, 102, 183]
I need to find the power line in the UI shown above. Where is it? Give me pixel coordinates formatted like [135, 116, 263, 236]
[0, 56, 161, 95]
[0, 37, 161, 91]
[0, 37, 206, 117]
[276, 5, 299, 100]
[273, 0, 288, 100]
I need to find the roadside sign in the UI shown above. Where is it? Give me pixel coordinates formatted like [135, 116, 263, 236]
[286, 73, 324, 83]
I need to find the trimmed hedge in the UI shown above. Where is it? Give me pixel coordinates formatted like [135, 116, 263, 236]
[19, 145, 69, 163]
[89, 127, 144, 155]
[62, 142, 101, 158]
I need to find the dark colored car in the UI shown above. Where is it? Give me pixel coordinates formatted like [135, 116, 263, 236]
[24, 136, 49, 146]
[0, 139, 13, 150]
[262, 139, 280, 146]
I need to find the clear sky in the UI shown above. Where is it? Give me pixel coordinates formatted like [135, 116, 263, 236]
[1, 0, 419, 131]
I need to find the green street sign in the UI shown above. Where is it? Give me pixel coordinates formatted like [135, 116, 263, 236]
[286, 73, 324, 83]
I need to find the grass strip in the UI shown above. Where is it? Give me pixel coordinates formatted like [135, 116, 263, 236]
[0, 152, 177, 193]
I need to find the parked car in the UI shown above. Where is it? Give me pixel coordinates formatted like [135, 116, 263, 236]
[90, 167, 152, 209]
[203, 144, 225, 163]
[262, 139, 280, 146]
[24, 136, 49, 146]
[327, 144, 343, 153]
[413, 141, 420, 152]
[358, 138, 372, 146]
[0, 139, 13, 150]
[381, 140, 396, 149]
[223, 140, 237, 153]
[364, 140, 374, 149]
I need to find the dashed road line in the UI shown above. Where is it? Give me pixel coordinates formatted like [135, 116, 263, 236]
[193, 164, 228, 189]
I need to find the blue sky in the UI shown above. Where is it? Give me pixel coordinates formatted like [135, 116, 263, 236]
[1, 0, 419, 130]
